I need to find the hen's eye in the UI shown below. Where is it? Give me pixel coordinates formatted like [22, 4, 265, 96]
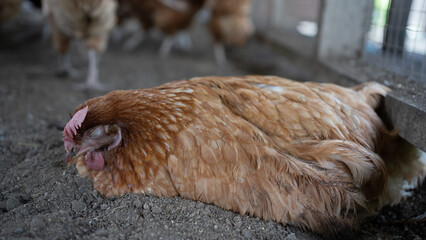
[89, 127, 104, 138]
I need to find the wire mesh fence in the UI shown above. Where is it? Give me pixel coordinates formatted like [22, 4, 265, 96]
[251, 0, 426, 83]
[364, 0, 426, 83]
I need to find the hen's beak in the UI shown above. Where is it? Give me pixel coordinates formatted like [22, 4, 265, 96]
[66, 152, 72, 164]
[65, 147, 86, 165]
[66, 143, 99, 165]
[66, 149, 79, 165]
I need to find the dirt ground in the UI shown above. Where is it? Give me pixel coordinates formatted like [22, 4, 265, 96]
[1, 16, 425, 240]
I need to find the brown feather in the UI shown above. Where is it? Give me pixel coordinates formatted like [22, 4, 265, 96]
[65, 76, 426, 235]
[124, 0, 205, 35]
[43, 0, 117, 52]
[208, 0, 254, 46]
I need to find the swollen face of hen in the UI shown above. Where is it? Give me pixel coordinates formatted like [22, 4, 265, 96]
[63, 106, 122, 171]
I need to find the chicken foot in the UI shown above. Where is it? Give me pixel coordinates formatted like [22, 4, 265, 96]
[122, 30, 145, 50]
[58, 53, 80, 78]
[159, 31, 192, 58]
[174, 31, 192, 51]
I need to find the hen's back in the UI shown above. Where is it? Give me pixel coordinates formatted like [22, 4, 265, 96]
[168, 76, 425, 234]
[188, 76, 386, 151]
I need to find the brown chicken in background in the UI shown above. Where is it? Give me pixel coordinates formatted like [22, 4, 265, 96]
[0, 0, 22, 24]
[43, 0, 117, 89]
[63, 76, 426, 236]
[122, 0, 205, 56]
[208, 0, 254, 66]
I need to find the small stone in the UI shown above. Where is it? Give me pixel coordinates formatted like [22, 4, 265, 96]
[133, 199, 142, 208]
[213, 225, 219, 231]
[35, 199, 49, 212]
[83, 194, 95, 204]
[233, 216, 242, 228]
[95, 229, 109, 237]
[30, 216, 46, 235]
[285, 233, 298, 240]
[100, 204, 108, 210]
[242, 229, 251, 238]
[152, 205, 162, 214]
[0, 200, 7, 211]
[92, 190, 99, 198]
[142, 210, 150, 217]
[17, 193, 30, 202]
[71, 200, 87, 212]
[196, 201, 205, 208]
[14, 227, 24, 234]
[203, 207, 211, 215]
[143, 203, 150, 210]
[59, 210, 70, 217]
[6, 196, 21, 211]
[19, 209, 30, 217]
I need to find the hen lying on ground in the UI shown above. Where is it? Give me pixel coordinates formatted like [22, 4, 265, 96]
[43, 0, 117, 89]
[63, 76, 426, 235]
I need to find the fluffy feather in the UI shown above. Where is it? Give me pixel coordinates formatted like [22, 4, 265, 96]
[208, 0, 253, 46]
[207, 0, 253, 65]
[123, 0, 204, 33]
[64, 76, 426, 235]
[120, 0, 205, 54]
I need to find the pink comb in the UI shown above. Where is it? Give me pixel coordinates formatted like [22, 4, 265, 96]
[63, 106, 88, 153]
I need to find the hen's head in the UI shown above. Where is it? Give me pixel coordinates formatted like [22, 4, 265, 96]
[63, 105, 122, 171]
[62, 89, 193, 196]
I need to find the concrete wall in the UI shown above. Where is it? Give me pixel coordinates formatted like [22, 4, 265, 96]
[316, 0, 374, 60]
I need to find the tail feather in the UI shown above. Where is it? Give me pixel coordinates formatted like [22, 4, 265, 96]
[353, 82, 426, 208]
[379, 136, 426, 207]
[352, 82, 390, 109]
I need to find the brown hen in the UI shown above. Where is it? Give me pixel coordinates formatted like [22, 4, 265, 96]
[208, 0, 254, 65]
[43, 0, 117, 89]
[63, 76, 426, 235]
[123, 0, 205, 55]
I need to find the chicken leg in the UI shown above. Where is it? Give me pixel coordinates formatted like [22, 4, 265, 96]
[159, 35, 174, 58]
[59, 52, 80, 78]
[74, 49, 104, 90]
[175, 31, 192, 51]
[122, 30, 145, 50]
[159, 31, 193, 58]
[214, 43, 227, 67]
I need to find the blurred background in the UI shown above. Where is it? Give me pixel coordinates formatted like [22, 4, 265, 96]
[1, 0, 425, 84]
[1, 0, 424, 149]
